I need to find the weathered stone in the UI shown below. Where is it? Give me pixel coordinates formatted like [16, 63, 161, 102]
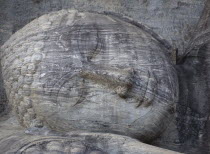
[1, 10, 178, 142]
[0, 130, 181, 154]
[0, 1, 209, 153]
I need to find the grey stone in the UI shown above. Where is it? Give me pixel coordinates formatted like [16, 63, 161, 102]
[0, 0, 210, 153]
[0, 129, 181, 154]
[1, 10, 178, 143]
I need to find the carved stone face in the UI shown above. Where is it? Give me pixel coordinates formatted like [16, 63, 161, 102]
[1, 10, 178, 142]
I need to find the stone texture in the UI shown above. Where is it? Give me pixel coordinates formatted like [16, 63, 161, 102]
[0, 127, 181, 154]
[1, 10, 178, 143]
[0, 0, 210, 153]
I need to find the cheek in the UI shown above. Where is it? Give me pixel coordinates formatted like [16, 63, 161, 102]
[32, 79, 152, 128]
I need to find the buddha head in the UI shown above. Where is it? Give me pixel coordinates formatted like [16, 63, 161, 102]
[1, 10, 178, 142]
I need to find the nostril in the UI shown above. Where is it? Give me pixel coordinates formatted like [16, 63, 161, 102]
[115, 86, 129, 98]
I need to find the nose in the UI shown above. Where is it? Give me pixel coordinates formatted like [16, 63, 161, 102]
[79, 65, 158, 108]
[79, 65, 134, 98]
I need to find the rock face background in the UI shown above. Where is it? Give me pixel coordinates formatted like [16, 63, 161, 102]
[0, 0, 209, 154]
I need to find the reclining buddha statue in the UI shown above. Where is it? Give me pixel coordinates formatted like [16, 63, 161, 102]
[0, 9, 181, 154]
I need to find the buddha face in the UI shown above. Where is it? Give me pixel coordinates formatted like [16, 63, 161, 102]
[1, 10, 178, 142]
